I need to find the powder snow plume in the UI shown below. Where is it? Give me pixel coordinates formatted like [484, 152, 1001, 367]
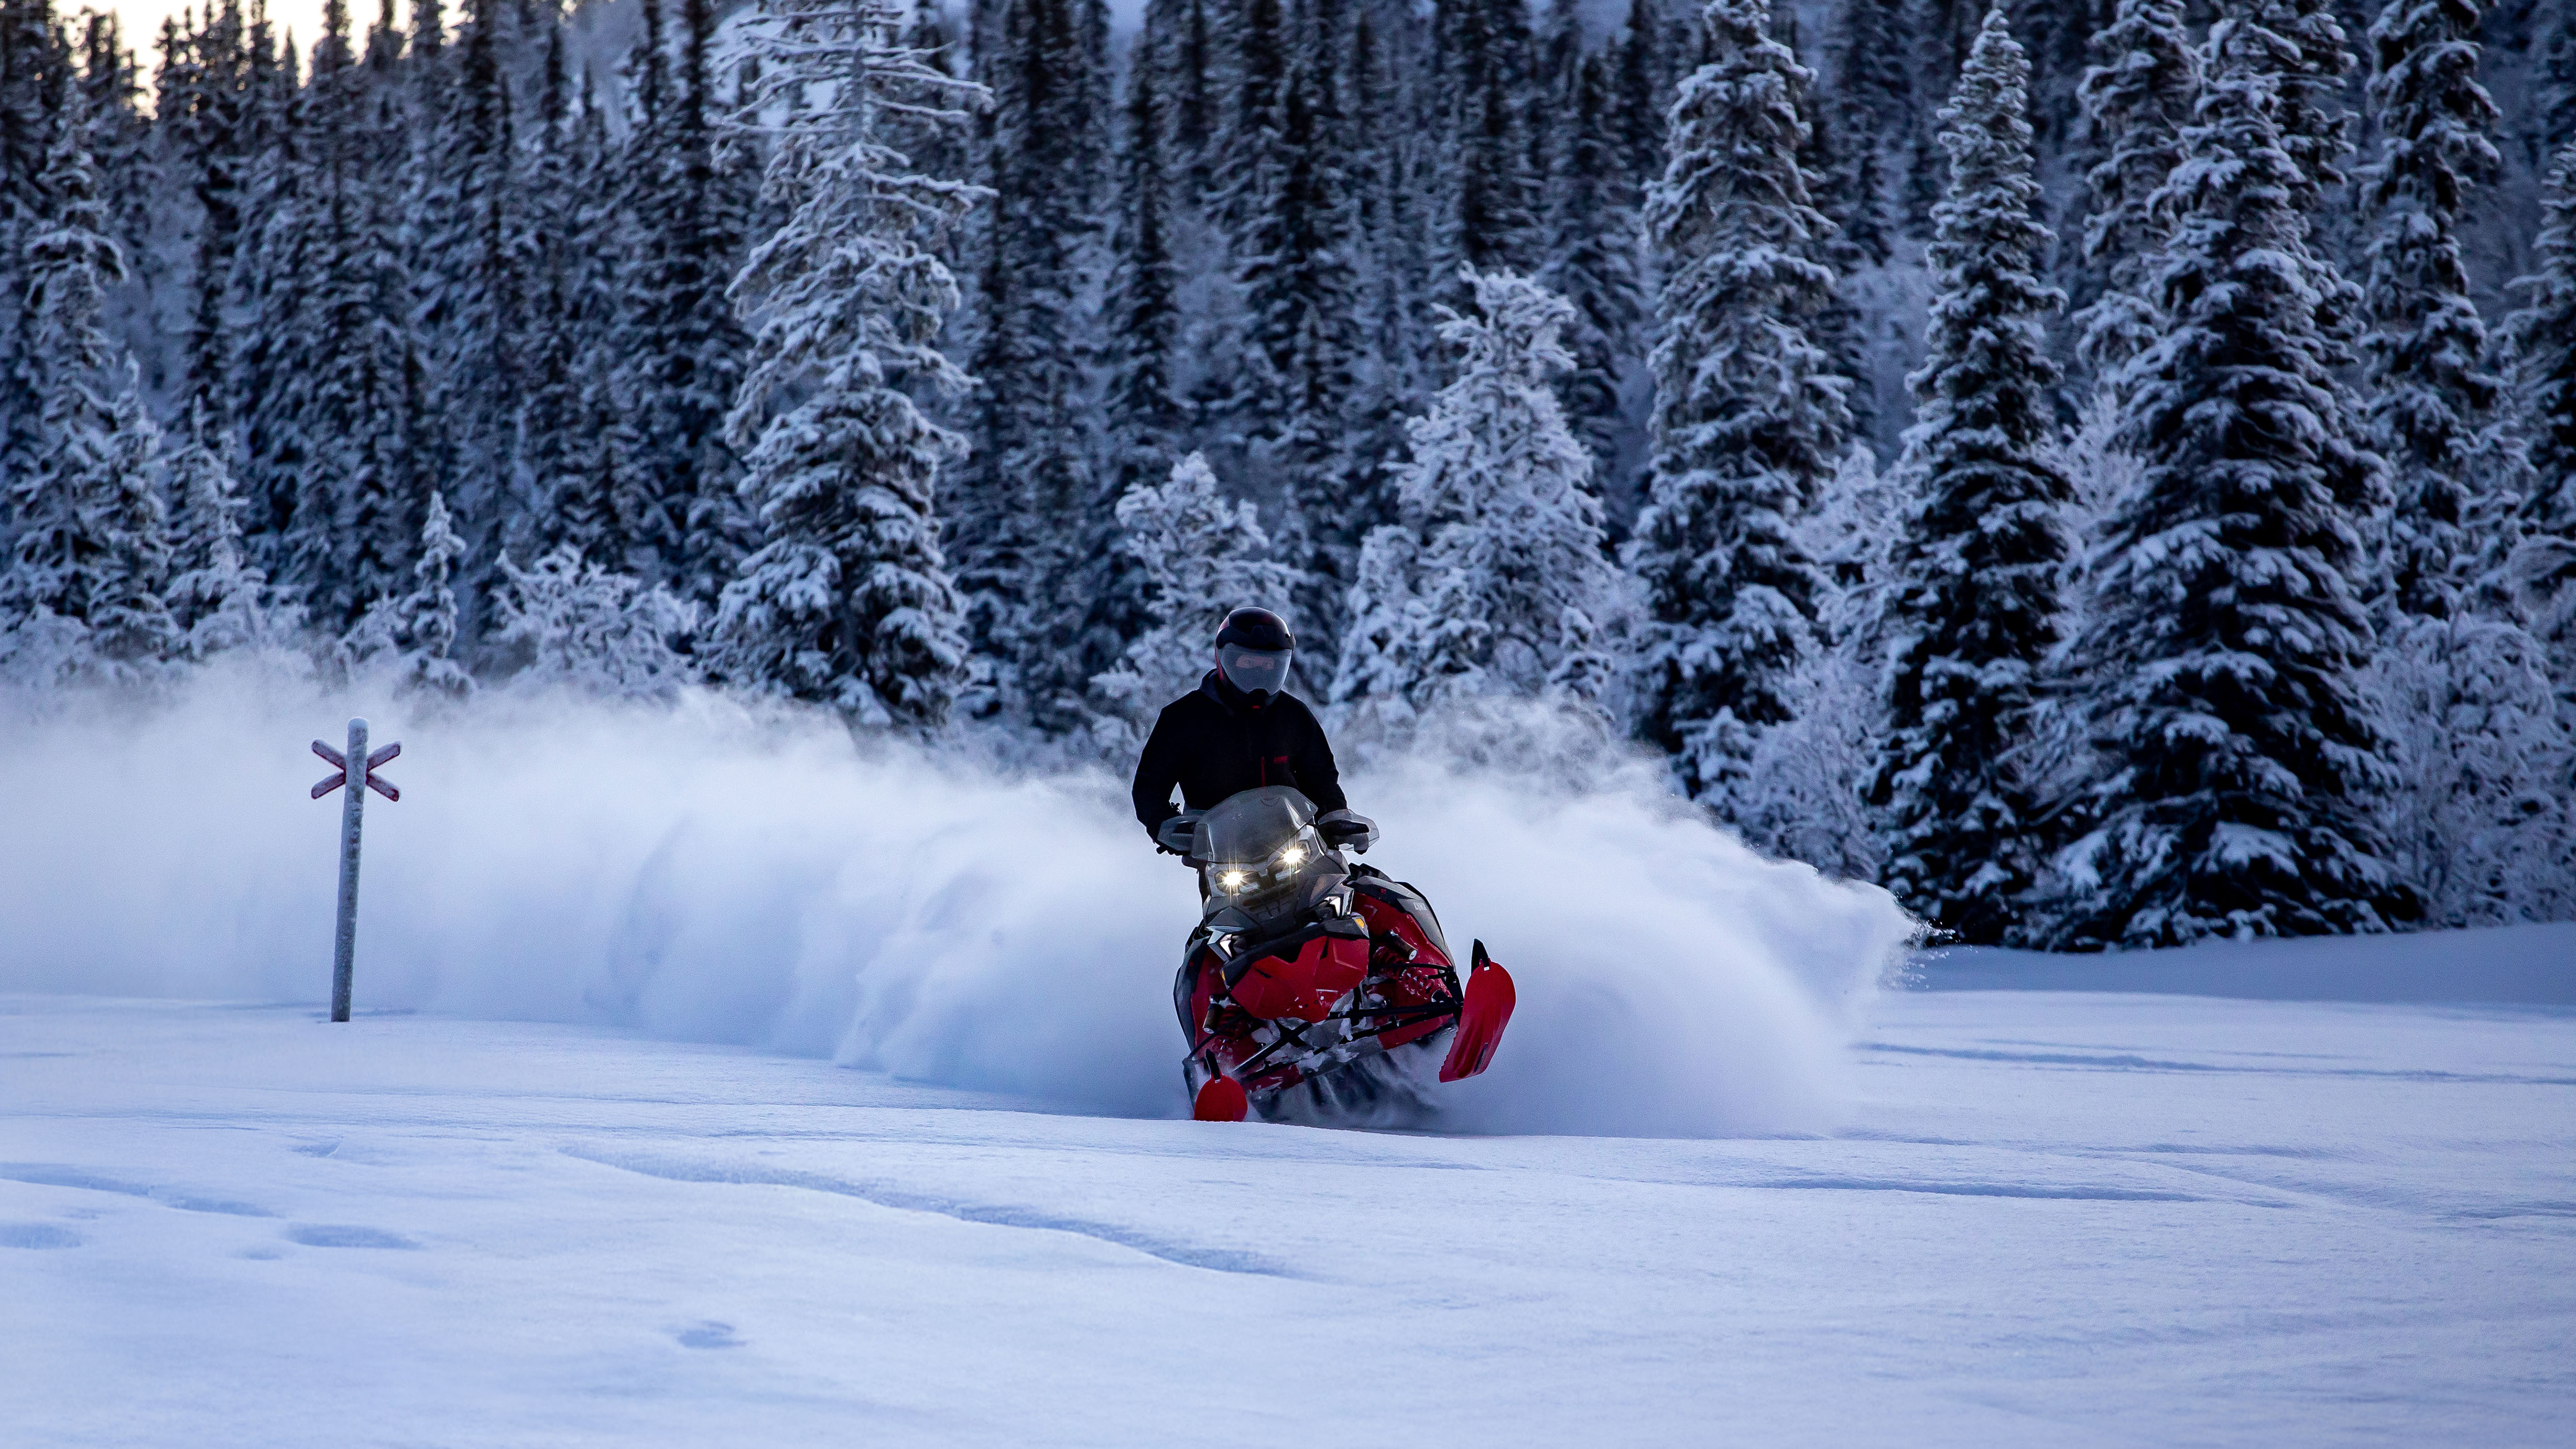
[0, 667, 1915, 1136]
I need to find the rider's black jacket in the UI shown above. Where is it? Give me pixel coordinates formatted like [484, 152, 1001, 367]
[1131, 671, 1348, 837]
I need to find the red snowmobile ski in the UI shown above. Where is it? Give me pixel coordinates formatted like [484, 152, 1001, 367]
[1157, 787, 1516, 1124]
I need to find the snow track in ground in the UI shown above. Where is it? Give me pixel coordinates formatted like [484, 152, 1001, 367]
[0, 674, 1911, 1135]
[3, 988, 2569, 1446]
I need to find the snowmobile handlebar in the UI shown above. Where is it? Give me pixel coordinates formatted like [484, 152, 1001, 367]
[1158, 806, 1376, 860]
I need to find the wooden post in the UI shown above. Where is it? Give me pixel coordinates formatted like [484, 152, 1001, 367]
[331, 718, 367, 1022]
[309, 718, 401, 1023]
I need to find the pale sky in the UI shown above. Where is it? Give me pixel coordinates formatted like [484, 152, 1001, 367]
[106, 0, 336, 73]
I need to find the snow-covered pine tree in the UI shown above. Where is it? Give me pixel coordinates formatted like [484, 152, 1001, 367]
[608, 0, 682, 578]
[230, 23, 321, 567]
[1631, 0, 1849, 820]
[516, 22, 587, 564]
[560, 67, 640, 569]
[1538, 50, 1646, 481]
[0, 0, 72, 508]
[1609, 0, 1670, 217]
[954, 0, 1110, 732]
[2345, 0, 2572, 920]
[412, 0, 523, 627]
[493, 547, 700, 700]
[2270, 0, 2368, 338]
[1822, 0, 1908, 270]
[163, 395, 285, 659]
[1744, 446, 1904, 881]
[1088, 451, 1304, 748]
[2360, 0, 2511, 622]
[74, 12, 156, 332]
[281, 19, 422, 636]
[2073, 0, 2200, 374]
[2369, 596, 2576, 925]
[2510, 141, 2576, 739]
[2043, 0, 2414, 947]
[624, 0, 756, 612]
[175, 1, 257, 409]
[1, 76, 178, 680]
[1436, 0, 1540, 284]
[2530, 0, 2576, 177]
[1333, 266, 1619, 725]
[1094, 52, 1183, 676]
[1867, 8, 2073, 945]
[78, 375, 180, 670]
[711, 0, 985, 733]
[384, 488, 472, 697]
[1243, 31, 1369, 688]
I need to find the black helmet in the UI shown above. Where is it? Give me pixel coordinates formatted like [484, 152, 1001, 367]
[1214, 607, 1295, 701]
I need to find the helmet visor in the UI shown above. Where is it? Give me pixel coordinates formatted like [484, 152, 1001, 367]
[1219, 646, 1293, 697]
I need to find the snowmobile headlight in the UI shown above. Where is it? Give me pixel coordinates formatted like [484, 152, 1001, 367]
[1217, 869, 1250, 893]
[1276, 844, 1307, 869]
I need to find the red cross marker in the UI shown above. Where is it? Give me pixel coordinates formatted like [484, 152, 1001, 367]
[311, 738, 402, 802]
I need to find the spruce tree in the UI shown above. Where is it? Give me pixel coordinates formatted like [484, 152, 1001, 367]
[1437, 0, 1540, 282]
[0, 75, 178, 678]
[281, 13, 420, 636]
[2047, 0, 2414, 946]
[1088, 452, 1303, 747]
[379, 489, 472, 697]
[1, 0, 70, 500]
[1096, 55, 1183, 668]
[1632, 0, 1850, 816]
[2360, 0, 2510, 621]
[1242, 41, 1368, 685]
[2510, 141, 2576, 739]
[1333, 267, 1619, 722]
[1868, 8, 2073, 945]
[1539, 52, 1646, 480]
[625, 0, 756, 612]
[1823, 0, 1909, 268]
[518, 23, 588, 566]
[164, 395, 282, 659]
[178, 1, 256, 409]
[955, 0, 1110, 731]
[712, 0, 985, 733]
[231, 31, 321, 564]
[2073, 0, 2201, 373]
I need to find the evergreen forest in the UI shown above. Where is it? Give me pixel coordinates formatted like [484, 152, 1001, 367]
[4, 0, 2575, 945]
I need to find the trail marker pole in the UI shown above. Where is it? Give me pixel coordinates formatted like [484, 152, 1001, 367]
[310, 718, 401, 1023]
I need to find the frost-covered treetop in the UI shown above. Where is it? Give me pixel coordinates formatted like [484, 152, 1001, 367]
[723, 0, 992, 451]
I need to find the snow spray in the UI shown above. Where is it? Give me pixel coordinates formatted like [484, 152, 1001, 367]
[2, 664, 1916, 1137]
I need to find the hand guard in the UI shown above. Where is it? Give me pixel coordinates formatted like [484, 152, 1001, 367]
[1154, 813, 1201, 857]
[1317, 809, 1379, 854]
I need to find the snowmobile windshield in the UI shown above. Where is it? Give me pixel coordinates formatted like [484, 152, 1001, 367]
[1198, 786, 1316, 866]
[1196, 787, 1326, 897]
[1218, 646, 1293, 698]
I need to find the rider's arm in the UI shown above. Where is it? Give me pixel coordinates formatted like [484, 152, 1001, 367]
[1289, 700, 1349, 814]
[1132, 706, 1186, 834]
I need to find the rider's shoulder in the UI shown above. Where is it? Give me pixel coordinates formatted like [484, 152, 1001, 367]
[1158, 687, 1221, 722]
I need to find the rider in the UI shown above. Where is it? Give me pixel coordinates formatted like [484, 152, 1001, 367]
[1131, 606, 1351, 849]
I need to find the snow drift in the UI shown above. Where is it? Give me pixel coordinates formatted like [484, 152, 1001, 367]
[0, 667, 1914, 1136]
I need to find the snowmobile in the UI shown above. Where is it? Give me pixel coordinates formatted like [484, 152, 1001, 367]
[1155, 786, 1516, 1123]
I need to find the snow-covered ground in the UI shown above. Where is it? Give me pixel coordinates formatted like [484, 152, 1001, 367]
[4, 685, 2570, 1441]
[7, 981, 2570, 1446]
